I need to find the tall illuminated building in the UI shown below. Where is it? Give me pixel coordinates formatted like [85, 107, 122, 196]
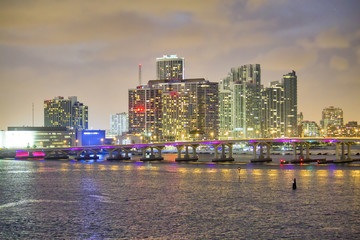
[128, 78, 218, 141]
[320, 106, 343, 135]
[110, 112, 128, 135]
[128, 86, 162, 141]
[282, 71, 298, 137]
[150, 78, 218, 141]
[219, 64, 261, 138]
[44, 96, 88, 130]
[156, 55, 184, 81]
[262, 81, 285, 137]
[261, 71, 298, 137]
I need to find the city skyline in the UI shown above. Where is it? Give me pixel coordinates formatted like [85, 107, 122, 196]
[1, 0, 360, 130]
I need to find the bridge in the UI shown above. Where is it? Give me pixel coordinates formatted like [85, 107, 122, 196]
[1, 137, 360, 163]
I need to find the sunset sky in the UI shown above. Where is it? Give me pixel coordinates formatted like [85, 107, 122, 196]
[1, 0, 359, 130]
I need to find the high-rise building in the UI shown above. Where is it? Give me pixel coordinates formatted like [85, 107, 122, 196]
[128, 78, 218, 141]
[261, 71, 298, 137]
[283, 71, 298, 137]
[156, 55, 184, 81]
[262, 81, 285, 138]
[110, 112, 128, 135]
[151, 78, 218, 141]
[128, 86, 163, 141]
[219, 64, 262, 138]
[44, 96, 88, 130]
[320, 106, 343, 136]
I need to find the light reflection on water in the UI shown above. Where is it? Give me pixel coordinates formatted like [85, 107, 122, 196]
[0, 159, 360, 239]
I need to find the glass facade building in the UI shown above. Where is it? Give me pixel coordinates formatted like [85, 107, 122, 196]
[44, 96, 88, 130]
[110, 112, 128, 136]
[1, 127, 75, 148]
[219, 64, 261, 138]
[128, 78, 218, 141]
[156, 55, 184, 81]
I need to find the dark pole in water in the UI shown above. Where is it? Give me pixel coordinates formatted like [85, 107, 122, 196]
[293, 178, 297, 190]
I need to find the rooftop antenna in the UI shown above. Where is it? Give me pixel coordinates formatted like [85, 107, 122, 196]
[32, 102, 34, 127]
[138, 64, 142, 86]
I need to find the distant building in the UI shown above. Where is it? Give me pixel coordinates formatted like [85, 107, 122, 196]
[262, 81, 285, 138]
[128, 78, 218, 141]
[1, 127, 75, 148]
[282, 71, 298, 137]
[77, 129, 106, 146]
[110, 112, 128, 135]
[343, 121, 360, 137]
[219, 64, 262, 138]
[320, 106, 343, 136]
[128, 86, 163, 141]
[261, 71, 298, 137]
[156, 55, 184, 81]
[44, 96, 88, 130]
[300, 121, 320, 137]
[151, 78, 218, 141]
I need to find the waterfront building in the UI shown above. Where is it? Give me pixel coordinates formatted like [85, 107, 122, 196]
[156, 55, 184, 81]
[283, 71, 298, 137]
[128, 86, 163, 141]
[320, 106, 343, 136]
[219, 64, 261, 138]
[44, 96, 88, 130]
[1, 127, 75, 148]
[300, 121, 320, 137]
[76, 129, 106, 146]
[150, 78, 218, 141]
[261, 71, 298, 137]
[343, 121, 360, 137]
[128, 78, 218, 141]
[262, 81, 285, 138]
[110, 112, 128, 135]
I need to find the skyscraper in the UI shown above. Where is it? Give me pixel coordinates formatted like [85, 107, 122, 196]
[44, 96, 88, 130]
[128, 86, 163, 141]
[110, 112, 128, 135]
[283, 71, 298, 137]
[154, 78, 218, 141]
[262, 81, 285, 137]
[156, 55, 184, 81]
[128, 78, 218, 141]
[261, 71, 298, 137]
[219, 64, 261, 138]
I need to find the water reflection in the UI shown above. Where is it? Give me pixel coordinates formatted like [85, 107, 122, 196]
[1, 159, 360, 239]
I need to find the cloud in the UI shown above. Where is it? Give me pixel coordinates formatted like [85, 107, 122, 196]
[329, 56, 349, 71]
[246, 0, 268, 11]
[254, 45, 318, 71]
[315, 27, 350, 49]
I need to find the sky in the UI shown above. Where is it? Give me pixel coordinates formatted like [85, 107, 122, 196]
[0, 0, 360, 130]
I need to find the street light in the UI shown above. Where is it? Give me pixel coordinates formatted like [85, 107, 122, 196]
[101, 138, 104, 145]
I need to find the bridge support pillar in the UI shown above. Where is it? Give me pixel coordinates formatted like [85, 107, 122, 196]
[347, 143, 352, 161]
[334, 142, 353, 163]
[212, 143, 234, 162]
[251, 142, 272, 163]
[107, 147, 131, 161]
[175, 145, 199, 162]
[292, 143, 297, 161]
[305, 143, 310, 160]
[140, 147, 164, 161]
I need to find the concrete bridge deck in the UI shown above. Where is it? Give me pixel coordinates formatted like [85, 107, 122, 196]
[1, 137, 359, 163]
